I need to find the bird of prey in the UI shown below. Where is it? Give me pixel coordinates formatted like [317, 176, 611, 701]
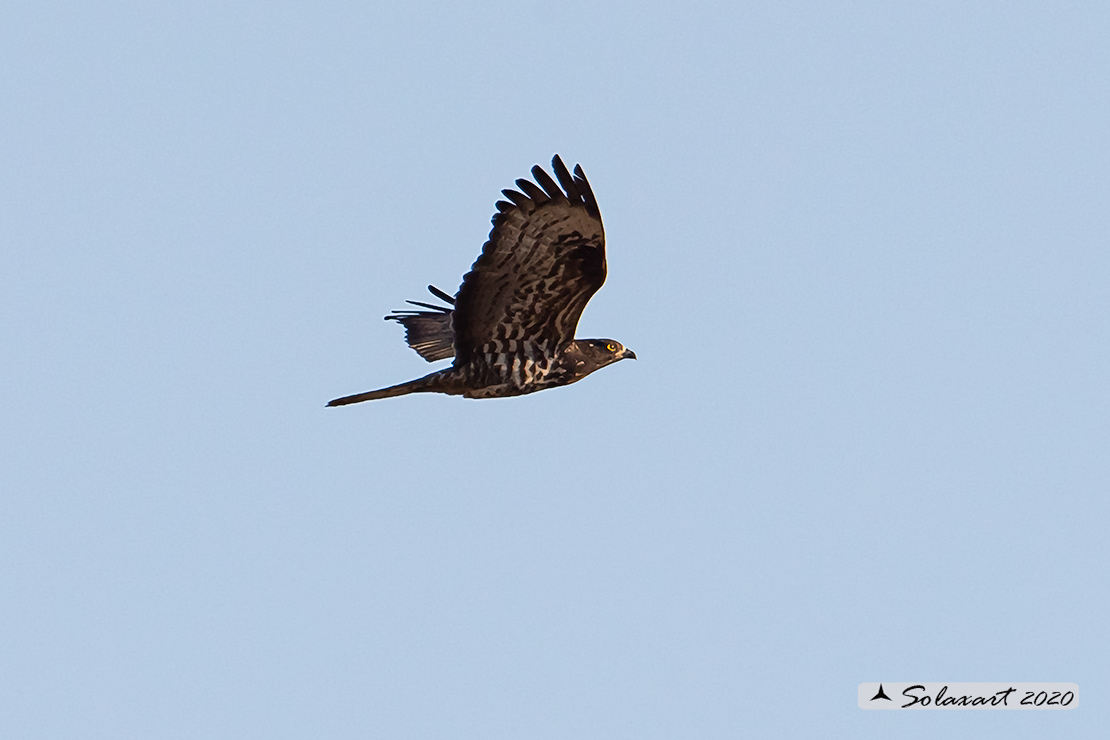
[327, 155, 635, 406]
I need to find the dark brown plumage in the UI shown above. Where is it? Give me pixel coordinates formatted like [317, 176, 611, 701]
[327, 156, 634, 406]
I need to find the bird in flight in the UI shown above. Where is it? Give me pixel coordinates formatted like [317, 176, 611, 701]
[327, 155, 635, 406]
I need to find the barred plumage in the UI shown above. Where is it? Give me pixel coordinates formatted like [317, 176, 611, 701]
[328, 156, 635, 406]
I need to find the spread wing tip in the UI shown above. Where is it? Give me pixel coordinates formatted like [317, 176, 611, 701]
[549, 155, 598, 215]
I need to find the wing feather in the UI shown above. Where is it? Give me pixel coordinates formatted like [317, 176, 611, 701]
[515, 178, 550, 204]
[531, 165, 568, 203]
[386, 285, 456, 362]
[501, 189, 532, 209]
[427, 285, 456, 304]
[451, 155, 606, 364]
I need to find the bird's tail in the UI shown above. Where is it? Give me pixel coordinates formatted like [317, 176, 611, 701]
[326, 372, 449, 407]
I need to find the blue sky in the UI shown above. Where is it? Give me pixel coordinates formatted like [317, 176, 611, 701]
[2, 1, 1107, 737]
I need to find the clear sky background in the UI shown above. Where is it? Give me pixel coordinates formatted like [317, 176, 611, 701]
[2, 1, 1107, 738]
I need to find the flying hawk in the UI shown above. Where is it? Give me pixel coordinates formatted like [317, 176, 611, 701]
[327, 155, 635, 406]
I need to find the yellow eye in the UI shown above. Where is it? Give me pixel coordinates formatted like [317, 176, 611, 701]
[606, 342, 617, 352]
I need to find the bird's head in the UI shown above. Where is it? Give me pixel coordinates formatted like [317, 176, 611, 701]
[568, 339, 637, 374]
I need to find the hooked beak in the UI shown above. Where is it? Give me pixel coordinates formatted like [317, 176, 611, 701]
[622, 348, 637, 361]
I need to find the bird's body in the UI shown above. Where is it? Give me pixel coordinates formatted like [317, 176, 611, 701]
[328, 156, 634, 406]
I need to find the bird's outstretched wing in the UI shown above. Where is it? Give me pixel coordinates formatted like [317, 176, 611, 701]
[450, 155, 605, 364]
[385, 285, 455, 362]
